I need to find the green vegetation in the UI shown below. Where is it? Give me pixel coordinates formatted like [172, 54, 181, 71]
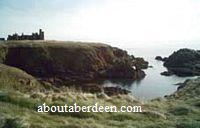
[0, 62, 199, 128]
[0, 63, 41, 92]
[0, 46, 7, 63]
[0, 41, 199, 128]
[0, 118, 26, 128]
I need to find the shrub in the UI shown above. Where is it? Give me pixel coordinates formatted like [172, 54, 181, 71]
[176, 121, 200, 128]
[1, 118, 26, 128]
[169, 106, 189, 115]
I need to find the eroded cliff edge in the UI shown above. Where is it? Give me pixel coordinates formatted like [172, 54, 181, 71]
[162, 48, 200, 76]
[0, 41, 147, 86]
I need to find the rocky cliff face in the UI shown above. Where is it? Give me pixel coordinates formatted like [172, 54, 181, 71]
[0, 41, 146, 85]
[163, 48, 200, 76]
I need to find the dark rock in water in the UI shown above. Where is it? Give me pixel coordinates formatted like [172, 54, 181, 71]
[132, 57, 149, 69]
[155, 56, 168, 61]
[160, 71, 173, 76]
[135, 70, 146, 79]
[167, 67, 198, 77]
[163, 48, 200, 76]
[161, 48, 200, 76]
[163, 57, 168, 61]
[100, 64, 146, 80]
[164, 49, 200, 67]
[103, 86, 130, 96]
[155, 56, 163, 61]
[148, 66, 153, 68]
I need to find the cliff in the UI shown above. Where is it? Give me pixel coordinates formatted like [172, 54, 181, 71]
[163, 48, 200, 76]
[0, 41, 146, 85]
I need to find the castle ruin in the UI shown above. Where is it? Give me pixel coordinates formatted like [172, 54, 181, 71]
[0, 38, 5, 41]
[7, 29, 44, 40]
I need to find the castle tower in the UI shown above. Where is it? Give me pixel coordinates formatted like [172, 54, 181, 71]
[39, 29, 44, 40]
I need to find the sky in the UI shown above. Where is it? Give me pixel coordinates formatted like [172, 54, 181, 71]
[0, 0, 200, 47]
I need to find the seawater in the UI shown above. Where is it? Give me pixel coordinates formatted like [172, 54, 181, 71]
[102, 41, 199, 101]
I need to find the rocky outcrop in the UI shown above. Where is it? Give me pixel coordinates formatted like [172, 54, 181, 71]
[72, 83, 130, 96]
[0, 41, 147, 86]
[163, 48, 200, 76]
[132, 57, 149, 69]
[155, 56, 167, 61]
[103, 86, 130, 96]
[155, 56, 162, 61]
[160, 71, 173, 76]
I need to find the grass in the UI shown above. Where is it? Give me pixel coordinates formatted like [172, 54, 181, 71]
[0, 117, 26, 128]
[176, 121, 200, 128]
[0, 77, 199, 128]
[0, 63, 42, 92]
[169, 106, 190, 116]
[0, 41, 199, 127]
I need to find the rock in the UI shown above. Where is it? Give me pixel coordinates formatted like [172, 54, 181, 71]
[103, 86, 131, 96]
[100, 64, 145, 80]
[163, 57, 168, 61]
[132, 57, 149, 69]
[163, 48, 200, 76]
[160, 71, 173, 76]
[155, 56, 163, 61]
[155, 56, 168, 61]
[135, 70, 146, 79]
[167, 67, 198, 77]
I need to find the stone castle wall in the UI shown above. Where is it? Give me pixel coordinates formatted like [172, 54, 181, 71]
[7, 29, 44, 40]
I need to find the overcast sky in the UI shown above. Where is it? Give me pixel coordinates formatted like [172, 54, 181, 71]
[1, 0, 200, 46]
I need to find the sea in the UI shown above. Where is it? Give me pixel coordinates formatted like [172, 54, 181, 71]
[102, 41, 200, 101]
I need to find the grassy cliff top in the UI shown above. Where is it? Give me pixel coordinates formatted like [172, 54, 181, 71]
[0, 40, 111, 48]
